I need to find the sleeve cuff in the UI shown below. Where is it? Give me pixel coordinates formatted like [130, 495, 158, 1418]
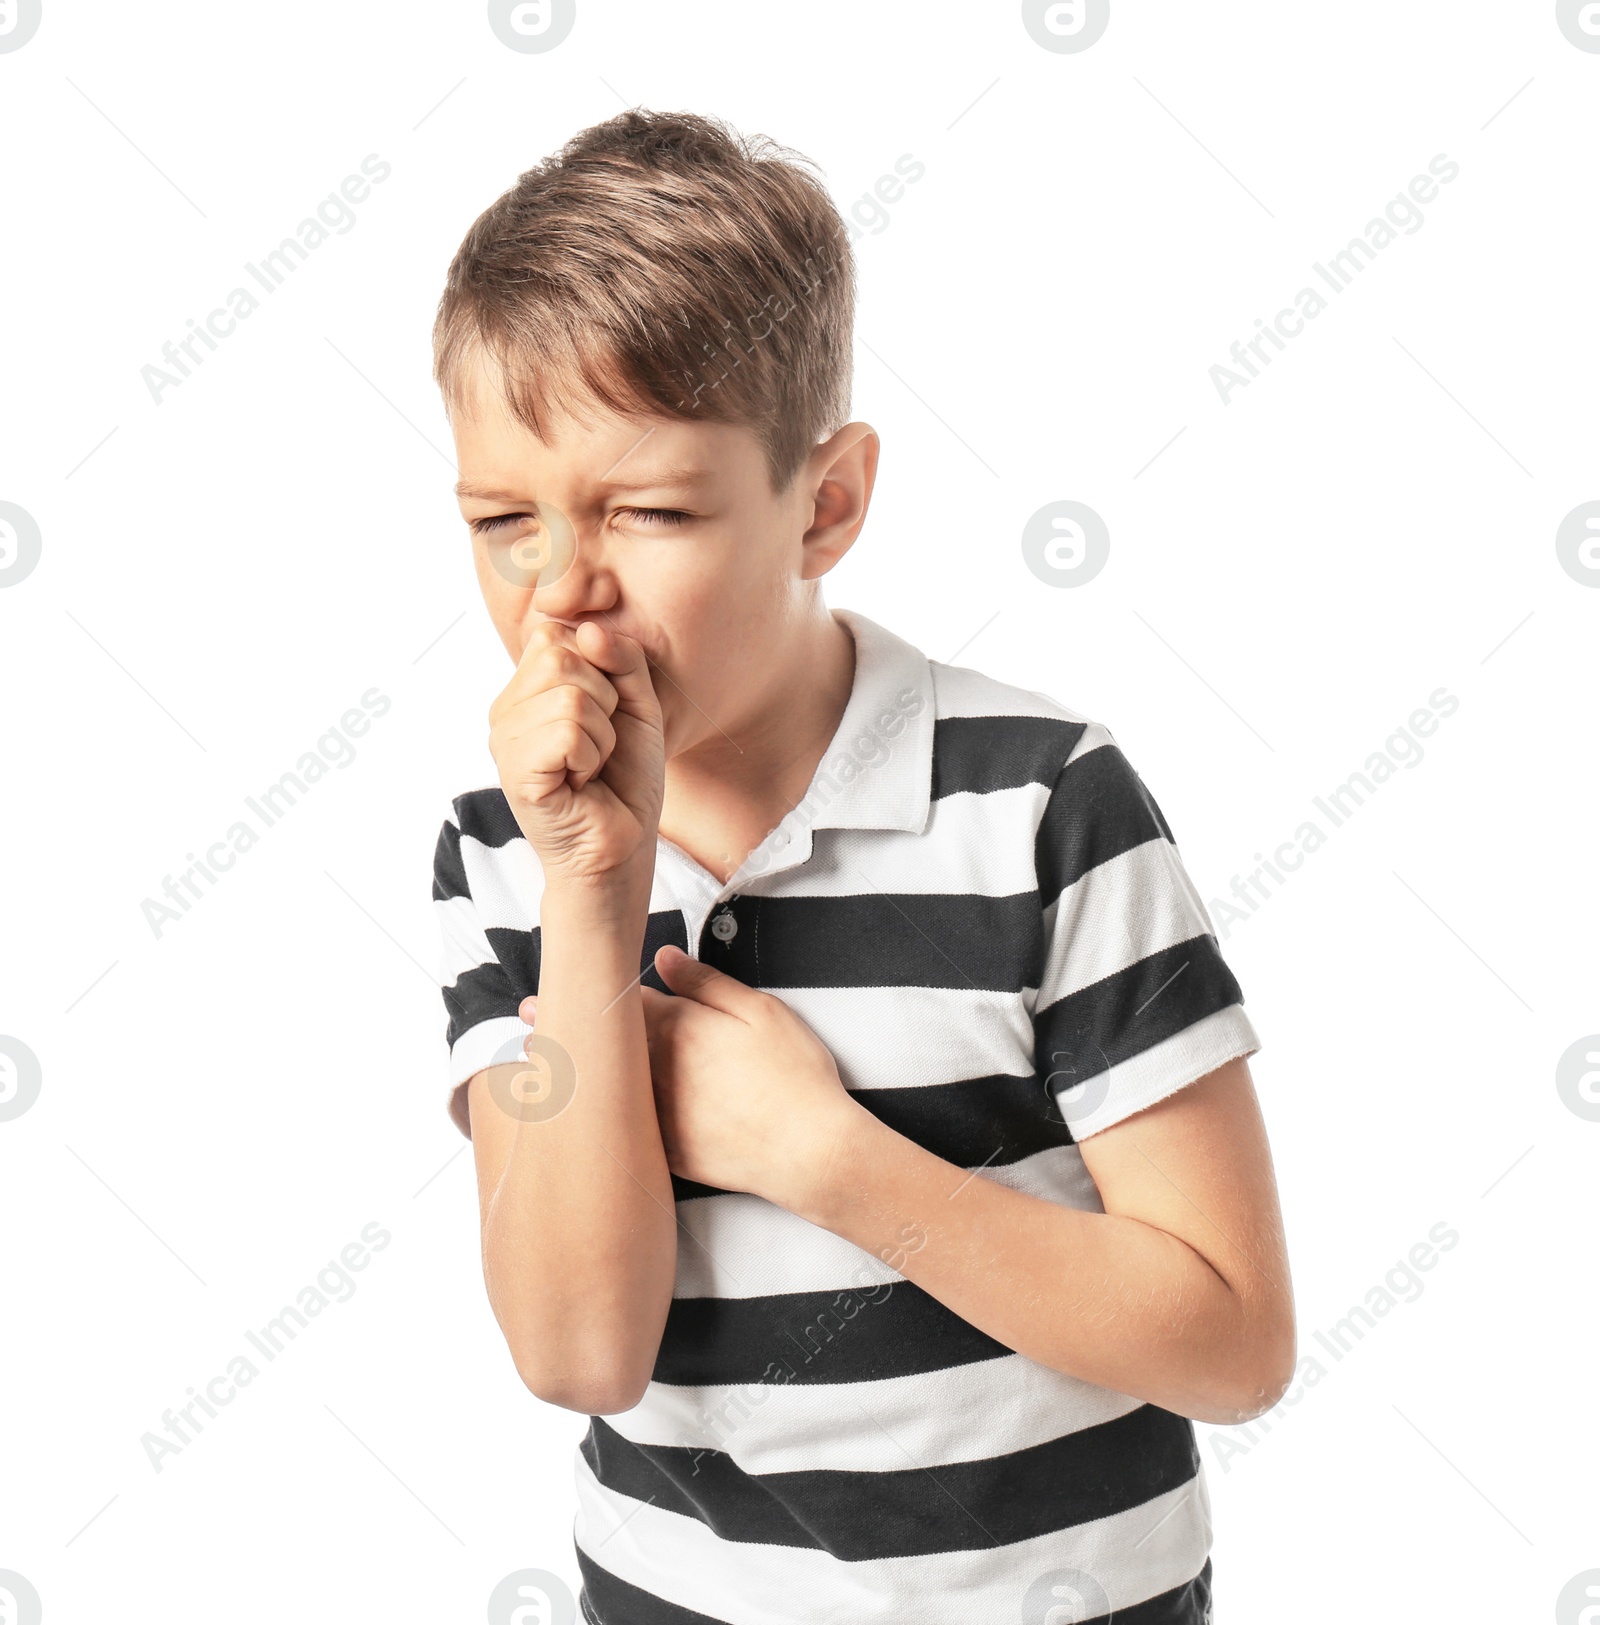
[1063, 1004, 1262, 1139]
[445, 1016, 533, 1140]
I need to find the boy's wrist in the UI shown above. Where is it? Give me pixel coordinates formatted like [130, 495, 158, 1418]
[540, 859, 655, 931]
[779, 1099, 898, 1229]
[535, 874, 654, 1024]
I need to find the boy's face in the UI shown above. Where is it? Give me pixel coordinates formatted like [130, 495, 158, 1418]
[447, 349, 874, 759]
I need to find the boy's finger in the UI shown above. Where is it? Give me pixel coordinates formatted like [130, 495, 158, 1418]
[500, 620, 619, 717]
[653, 944, 756, 1018]
[518, 995, 539, 1023]
[573, 620, 659, 716]
[639, 984, 682, 1022]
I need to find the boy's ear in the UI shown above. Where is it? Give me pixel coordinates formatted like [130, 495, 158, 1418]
[799, 422, 879, 580]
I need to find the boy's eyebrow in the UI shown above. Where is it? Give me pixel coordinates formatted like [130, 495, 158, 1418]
[454, 466, 714, 502]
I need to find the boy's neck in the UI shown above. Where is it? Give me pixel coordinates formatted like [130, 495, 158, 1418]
[657, 609, 856, 887]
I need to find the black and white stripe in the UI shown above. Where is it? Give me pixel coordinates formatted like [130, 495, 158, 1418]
[433, 608, 1256, 1623]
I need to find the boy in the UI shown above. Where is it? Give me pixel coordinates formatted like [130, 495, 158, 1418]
[431, 109, 1293, 1624]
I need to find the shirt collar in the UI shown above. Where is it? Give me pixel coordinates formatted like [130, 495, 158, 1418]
[726, 608, 936, 885]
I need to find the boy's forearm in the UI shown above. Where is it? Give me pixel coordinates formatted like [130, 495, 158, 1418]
[791, 1110, 1285, 1425]
[481, 879, 676, 1414]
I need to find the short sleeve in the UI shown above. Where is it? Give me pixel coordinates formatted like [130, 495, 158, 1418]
[1031, 722, 1260, 1139]
[432, 790, 542, 1139]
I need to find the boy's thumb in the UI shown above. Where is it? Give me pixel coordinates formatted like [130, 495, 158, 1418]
[654, 943, 750, 1014]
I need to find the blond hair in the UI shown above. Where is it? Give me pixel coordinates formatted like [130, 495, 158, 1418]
[432, 108, 857, 494]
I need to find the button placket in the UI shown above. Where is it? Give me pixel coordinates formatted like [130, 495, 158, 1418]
[657, 839, 726, 964]
[699, 891, 747, 972]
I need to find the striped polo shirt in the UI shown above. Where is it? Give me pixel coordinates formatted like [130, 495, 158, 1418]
[432, 607, 1259, 1625]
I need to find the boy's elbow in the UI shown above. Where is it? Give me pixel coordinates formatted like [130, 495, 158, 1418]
[528, 1378, 649, 1417]
[1214, 1317, 1299, 1424]
[1218, 1363, 1293, 1425]
[514, 1352, 650, 1417]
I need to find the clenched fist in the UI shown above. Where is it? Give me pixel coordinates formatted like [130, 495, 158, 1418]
[488, 618, 665, 891]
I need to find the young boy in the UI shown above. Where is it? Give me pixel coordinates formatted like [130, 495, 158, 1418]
[431, 109, 1293, 1625]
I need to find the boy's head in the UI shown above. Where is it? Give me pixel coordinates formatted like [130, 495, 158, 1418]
[433, 109, 877, 756]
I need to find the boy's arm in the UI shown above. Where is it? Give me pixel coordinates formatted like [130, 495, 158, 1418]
[637, 944, 1293, 1427]
[462, 616, 676, 1418]
[467, 875, 677, 1416]
[788, 1051, 1295, 1425]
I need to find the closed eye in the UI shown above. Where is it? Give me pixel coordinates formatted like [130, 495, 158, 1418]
[468, 507, 691, 535]
[626, 508, 691, 527]
[468, 513, 527, 536]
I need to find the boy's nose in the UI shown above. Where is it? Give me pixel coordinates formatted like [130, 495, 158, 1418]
[530, 541, 620, 632]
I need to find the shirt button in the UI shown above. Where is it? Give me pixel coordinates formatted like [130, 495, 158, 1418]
[710, 909, 738, 942]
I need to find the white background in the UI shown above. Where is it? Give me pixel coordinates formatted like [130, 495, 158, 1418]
[1, 2, 1596, 1620]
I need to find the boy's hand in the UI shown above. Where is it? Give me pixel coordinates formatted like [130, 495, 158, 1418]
[516, 945, 869, 1210]
[488, 618, 665, 891]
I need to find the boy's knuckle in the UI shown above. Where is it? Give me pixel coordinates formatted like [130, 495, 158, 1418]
[552, 684, 589, 720]
[535, 644, 581, 684]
